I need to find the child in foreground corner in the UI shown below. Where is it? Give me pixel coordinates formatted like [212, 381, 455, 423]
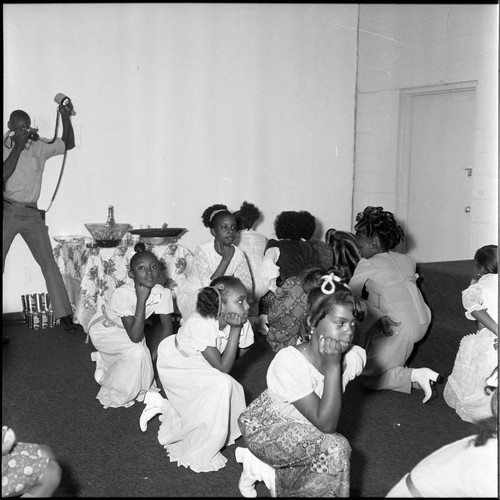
[88, 242, 174, 409]
[140, 275, 253, 473]
[444, 244, 498, 423]
[2, 426, 61, 497]
[235, 268, 367, 497]
[387, 366, 498, 497]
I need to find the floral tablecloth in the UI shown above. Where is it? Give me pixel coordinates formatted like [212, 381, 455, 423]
[53, 242, 194, 333]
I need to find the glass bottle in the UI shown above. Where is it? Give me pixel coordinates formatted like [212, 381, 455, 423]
[106, 205, 115, 226]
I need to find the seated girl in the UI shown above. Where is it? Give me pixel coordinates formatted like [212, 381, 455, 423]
[140, 276, 253, 473]
[258, 210, 321, 352]
[349, 206, 440, 403]
[88, 243, 174, 408]
[176, 204, 252, 321]
[444, 244, 498, 423]
[234, 201, 269, 319]
[236, 268, 367, 497]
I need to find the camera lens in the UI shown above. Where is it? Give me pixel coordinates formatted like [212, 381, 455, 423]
[28, 129, 39, 141]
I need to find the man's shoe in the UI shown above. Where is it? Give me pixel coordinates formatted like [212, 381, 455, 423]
[59, 315, 78, 332]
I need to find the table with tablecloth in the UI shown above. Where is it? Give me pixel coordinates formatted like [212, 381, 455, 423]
[53, 242, 194, 333]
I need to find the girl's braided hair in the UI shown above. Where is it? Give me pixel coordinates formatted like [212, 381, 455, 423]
[354, 206, 405, 251]
[325, 229, 360, 282]
[299, 267, 367, 340]
[196, 276, 245, 318]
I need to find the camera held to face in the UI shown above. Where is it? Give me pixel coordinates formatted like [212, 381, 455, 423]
[8, 126, 39, 142]
[27, 127, 39, 142]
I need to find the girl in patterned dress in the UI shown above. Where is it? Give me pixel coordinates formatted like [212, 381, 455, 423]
[444, 245, 498, 423]
[258, 210, 321, 352]
[2, 426, 61, 497]
[236, 268, 367, 497]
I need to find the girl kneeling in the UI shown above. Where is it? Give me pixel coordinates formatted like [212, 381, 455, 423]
[141, 276, 253, 472]
[88, 243, 174, 408]
[237, 268, 367, 497]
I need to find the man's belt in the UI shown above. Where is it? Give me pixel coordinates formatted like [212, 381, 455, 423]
[4, 198, 38, 210]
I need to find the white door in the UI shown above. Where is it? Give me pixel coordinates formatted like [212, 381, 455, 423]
[398, 85, 475, 263]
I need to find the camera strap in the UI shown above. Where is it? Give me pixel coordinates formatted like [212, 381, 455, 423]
[42, 110, 68, 215]
[44, 149, 68, 214]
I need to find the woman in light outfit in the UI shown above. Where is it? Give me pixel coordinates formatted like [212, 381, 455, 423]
[350, 206, 441, 403]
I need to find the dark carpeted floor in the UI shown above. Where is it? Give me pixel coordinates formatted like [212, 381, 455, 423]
[2, 260, 479, 497]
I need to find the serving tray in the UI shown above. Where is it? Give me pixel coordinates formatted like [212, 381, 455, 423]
[129, 228, 186, 238]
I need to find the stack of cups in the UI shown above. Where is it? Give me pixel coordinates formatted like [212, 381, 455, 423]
[21, 293, 54, 329]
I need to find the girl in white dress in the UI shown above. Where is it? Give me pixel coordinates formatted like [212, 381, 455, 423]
[234, 201, 269, 316]
[141, 276, 253, 472]
[387, 367, 498, 497]
[176, 204, 253, 320]
[88, 243, 174, 409]
[444, 245, 498, 423]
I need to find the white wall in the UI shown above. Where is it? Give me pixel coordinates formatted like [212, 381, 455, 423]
[353, 4, 498, 255]
[3, 3, 359, 313]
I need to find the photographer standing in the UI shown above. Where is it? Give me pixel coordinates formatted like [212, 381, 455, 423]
[3, 101, 77, 331]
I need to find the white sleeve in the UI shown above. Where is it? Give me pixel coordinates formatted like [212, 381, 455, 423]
[462, 282, 487, 320]
[342, 345, 366, 391]
[152, 286, 174, 315]
[260, 247, 280, 293]
[238, 321, 255, 349]
[267, 349, 316, 403]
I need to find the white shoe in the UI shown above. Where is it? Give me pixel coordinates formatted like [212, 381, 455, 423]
[411, 367, 441, 404]
[235, 447, 276, 497]
[235, 447, 257, 497]
[90, 352, 105, 383]
[139, 390, 167, 432]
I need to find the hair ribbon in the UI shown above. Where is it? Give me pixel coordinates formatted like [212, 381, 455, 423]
[320, 273, 342, 295]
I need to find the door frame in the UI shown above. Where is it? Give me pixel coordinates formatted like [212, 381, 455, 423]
[395, 81, 477, 253]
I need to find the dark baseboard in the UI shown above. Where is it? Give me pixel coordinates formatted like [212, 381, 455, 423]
[3, 312, 24, 325]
